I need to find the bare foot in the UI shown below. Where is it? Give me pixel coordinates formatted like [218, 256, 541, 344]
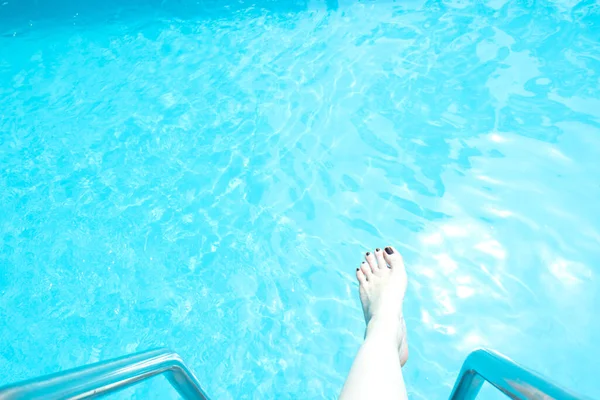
[356, 246, 409, 366]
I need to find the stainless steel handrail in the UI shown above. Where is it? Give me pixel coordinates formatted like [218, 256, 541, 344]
[0, 348, 210, 400]
[449, 349, 587, 400]
[0, 346, 588, 400]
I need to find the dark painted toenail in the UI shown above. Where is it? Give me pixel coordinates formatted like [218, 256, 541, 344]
[376, 248, 381, 252]
[366, 252, 370, 256]
[385, 247, 393, 254]
[362, 261, 365, 264]
[356, 268, 359, 271]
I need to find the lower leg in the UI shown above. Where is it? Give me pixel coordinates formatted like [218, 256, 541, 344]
[340, 318, 407, 400]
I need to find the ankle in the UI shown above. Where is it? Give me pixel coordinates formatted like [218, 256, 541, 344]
[365, 316, 403, 345]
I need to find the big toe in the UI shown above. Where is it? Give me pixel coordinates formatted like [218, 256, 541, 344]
[383, 246, 403, 269]
[383, 246, 407, 295]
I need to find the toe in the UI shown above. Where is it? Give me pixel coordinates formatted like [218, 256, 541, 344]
[383, 246, 403, 269]
[374, 248, 387, 269]
[360, 261, 372, 279]
[356, 268, 367, 285]
[364, 251, 377, 273]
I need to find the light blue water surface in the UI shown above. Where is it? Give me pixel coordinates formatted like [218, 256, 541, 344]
[1, 0, 599, 398]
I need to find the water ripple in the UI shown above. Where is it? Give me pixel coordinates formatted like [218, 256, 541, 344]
[1, 0, 599, 398]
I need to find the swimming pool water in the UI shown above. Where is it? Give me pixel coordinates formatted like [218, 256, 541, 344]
[1, 0, 599, 398]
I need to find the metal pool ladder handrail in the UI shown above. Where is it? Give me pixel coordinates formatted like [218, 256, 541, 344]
[449, 349, 586, 400]
[0, 347, 587, 400]
[0, 348, 210, 400]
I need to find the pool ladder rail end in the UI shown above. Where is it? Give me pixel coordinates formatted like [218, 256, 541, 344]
[0, 348, 210, 400]
[449, 348, 590, 400]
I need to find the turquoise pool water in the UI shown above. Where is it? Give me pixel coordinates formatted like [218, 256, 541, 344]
[1, 0, 599, 398]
